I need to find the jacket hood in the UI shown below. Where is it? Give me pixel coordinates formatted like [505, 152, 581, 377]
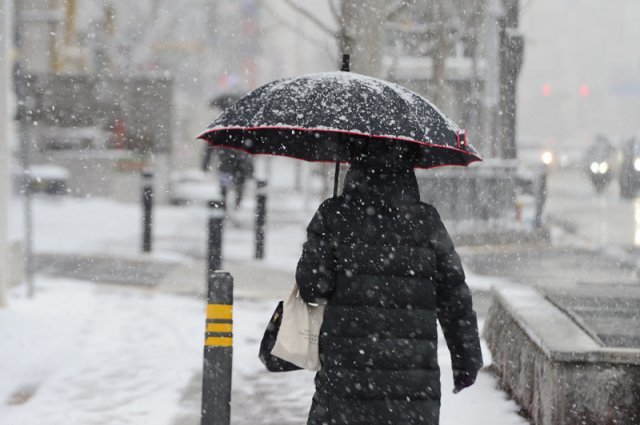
[342, 163, 420, 205]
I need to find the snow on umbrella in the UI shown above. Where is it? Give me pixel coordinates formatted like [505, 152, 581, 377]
[197, 71, 481, 169]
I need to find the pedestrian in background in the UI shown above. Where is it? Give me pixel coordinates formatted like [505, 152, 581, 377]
[202, 146, 253, 210]
[204, 93, 254, 210]
[295, 140, 483, 425]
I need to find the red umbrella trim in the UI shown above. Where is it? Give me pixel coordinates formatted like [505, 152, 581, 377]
[196, 124, 482, 162]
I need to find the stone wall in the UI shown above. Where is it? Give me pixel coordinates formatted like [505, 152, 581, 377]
[483, 287, 640, 425]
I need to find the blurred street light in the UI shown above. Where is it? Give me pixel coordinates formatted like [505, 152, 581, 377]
[541, 150, 553, 166]
[579, 84, 590, 98]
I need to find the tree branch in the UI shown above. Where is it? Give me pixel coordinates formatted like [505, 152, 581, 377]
[328, 0, 341, 24]
[260, 1, 336, 54]
[385, 21, 433, 35]
[280, 0, 338, 37]
[385, 0, 412, 21]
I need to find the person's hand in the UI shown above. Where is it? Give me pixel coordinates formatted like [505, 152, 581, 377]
[452, 369, 478, 394]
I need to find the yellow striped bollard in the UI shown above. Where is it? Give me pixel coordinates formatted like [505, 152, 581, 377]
[201, 271, 233, 425]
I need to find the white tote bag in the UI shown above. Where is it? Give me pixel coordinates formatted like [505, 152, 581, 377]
[270, 284, 326, 371]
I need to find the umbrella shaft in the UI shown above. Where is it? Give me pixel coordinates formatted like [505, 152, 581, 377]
[333, 161, 340, 198]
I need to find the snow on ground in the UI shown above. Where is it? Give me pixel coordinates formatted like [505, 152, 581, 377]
[10, 194, 503, 290]
[0, 277, 527, 425]
[8, 188, 314, 271]
[2, 156, 526, 424]
[0, 277, 203, 425]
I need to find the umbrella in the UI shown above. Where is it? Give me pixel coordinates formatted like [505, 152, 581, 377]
[197, 62, 481, 194]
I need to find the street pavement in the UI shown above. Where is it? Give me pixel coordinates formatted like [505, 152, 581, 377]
[459, 165, 640, 353]
[546, 165, 640, 254]
[33, 253, 294, 300]
[543, 284, 640, 348]
[459, 243, 638, 287]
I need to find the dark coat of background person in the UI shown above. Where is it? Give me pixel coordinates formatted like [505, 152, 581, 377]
[295, 150, 483, 425]
[202, 147, 254, 181]
[202, 146, 254, 208]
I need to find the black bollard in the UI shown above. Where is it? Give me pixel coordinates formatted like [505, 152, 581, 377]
[201, 271, 233, 425]
[207, 199, 225, 275]
[534, 167, 548, 229]
[255, 180, 267, 259]
[141, 168, 153, 253]
[220, 185, 228, 212]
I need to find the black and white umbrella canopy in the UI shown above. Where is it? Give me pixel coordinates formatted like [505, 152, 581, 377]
[197, 71, 481, 169]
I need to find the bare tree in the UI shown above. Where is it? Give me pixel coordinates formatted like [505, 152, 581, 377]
[271, 0, 399, 196]
[274, 0, 397, 78]
[431, 0, 450, 107]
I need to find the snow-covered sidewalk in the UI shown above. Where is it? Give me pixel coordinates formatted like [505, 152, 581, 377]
[3, 159, 529, 424]
[0, 276, 528, 425]
[0, 277, 202, 425]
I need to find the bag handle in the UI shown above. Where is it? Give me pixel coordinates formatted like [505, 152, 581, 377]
[290, 283, 326, 307]
[290, 284, 300, 299]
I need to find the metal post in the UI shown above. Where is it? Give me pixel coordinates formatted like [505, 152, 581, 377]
[201, 271, 233, 425]
[0, 0, 12, 307]
[220, 185, 228, 212]
[19, 85, 34, 298]
[14, 2, 35, 298]
[255, 180, 266, 259]
[141, 168, 153, 253]
[534, 167, 548, 229]
[484, 0, 503, 158]
[207, 199, 225, 275]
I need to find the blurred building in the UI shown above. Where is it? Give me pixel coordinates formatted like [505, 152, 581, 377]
[12, 0, 177, 204]
[518, 0, 640, 152]
[381, 0, 522, 161]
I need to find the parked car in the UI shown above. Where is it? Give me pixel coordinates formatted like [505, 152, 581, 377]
[13, 164, 71, 195]
[36, 127, 110, 151]
[168, 169, 221, 206]
[619, 134, 640, 198]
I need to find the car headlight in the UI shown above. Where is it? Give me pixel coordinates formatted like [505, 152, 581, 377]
[541, 151, 553, 165]
[599, 162, 609, 173]
[590, 162, 599, 174]
[634, 158, 640, 171]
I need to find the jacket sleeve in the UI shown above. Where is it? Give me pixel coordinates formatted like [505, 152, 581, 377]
[296, 200, 337, 303]
[428, 207, 483, 374]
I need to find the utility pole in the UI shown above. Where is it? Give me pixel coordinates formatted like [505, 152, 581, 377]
[14, 0, 43, 298]
[0, 0, 11, 307]
[431, 0, 450, 108]
[484, 0, 503, 159]
[498, 0, 523, 159]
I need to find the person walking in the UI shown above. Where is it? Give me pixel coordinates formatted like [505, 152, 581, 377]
[202, 146, 254, 210]
[203, 92, 254, 210]
[295, 140, 483, 425]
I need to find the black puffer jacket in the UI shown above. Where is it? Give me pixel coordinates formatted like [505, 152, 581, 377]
[296, 165, 482, 425]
